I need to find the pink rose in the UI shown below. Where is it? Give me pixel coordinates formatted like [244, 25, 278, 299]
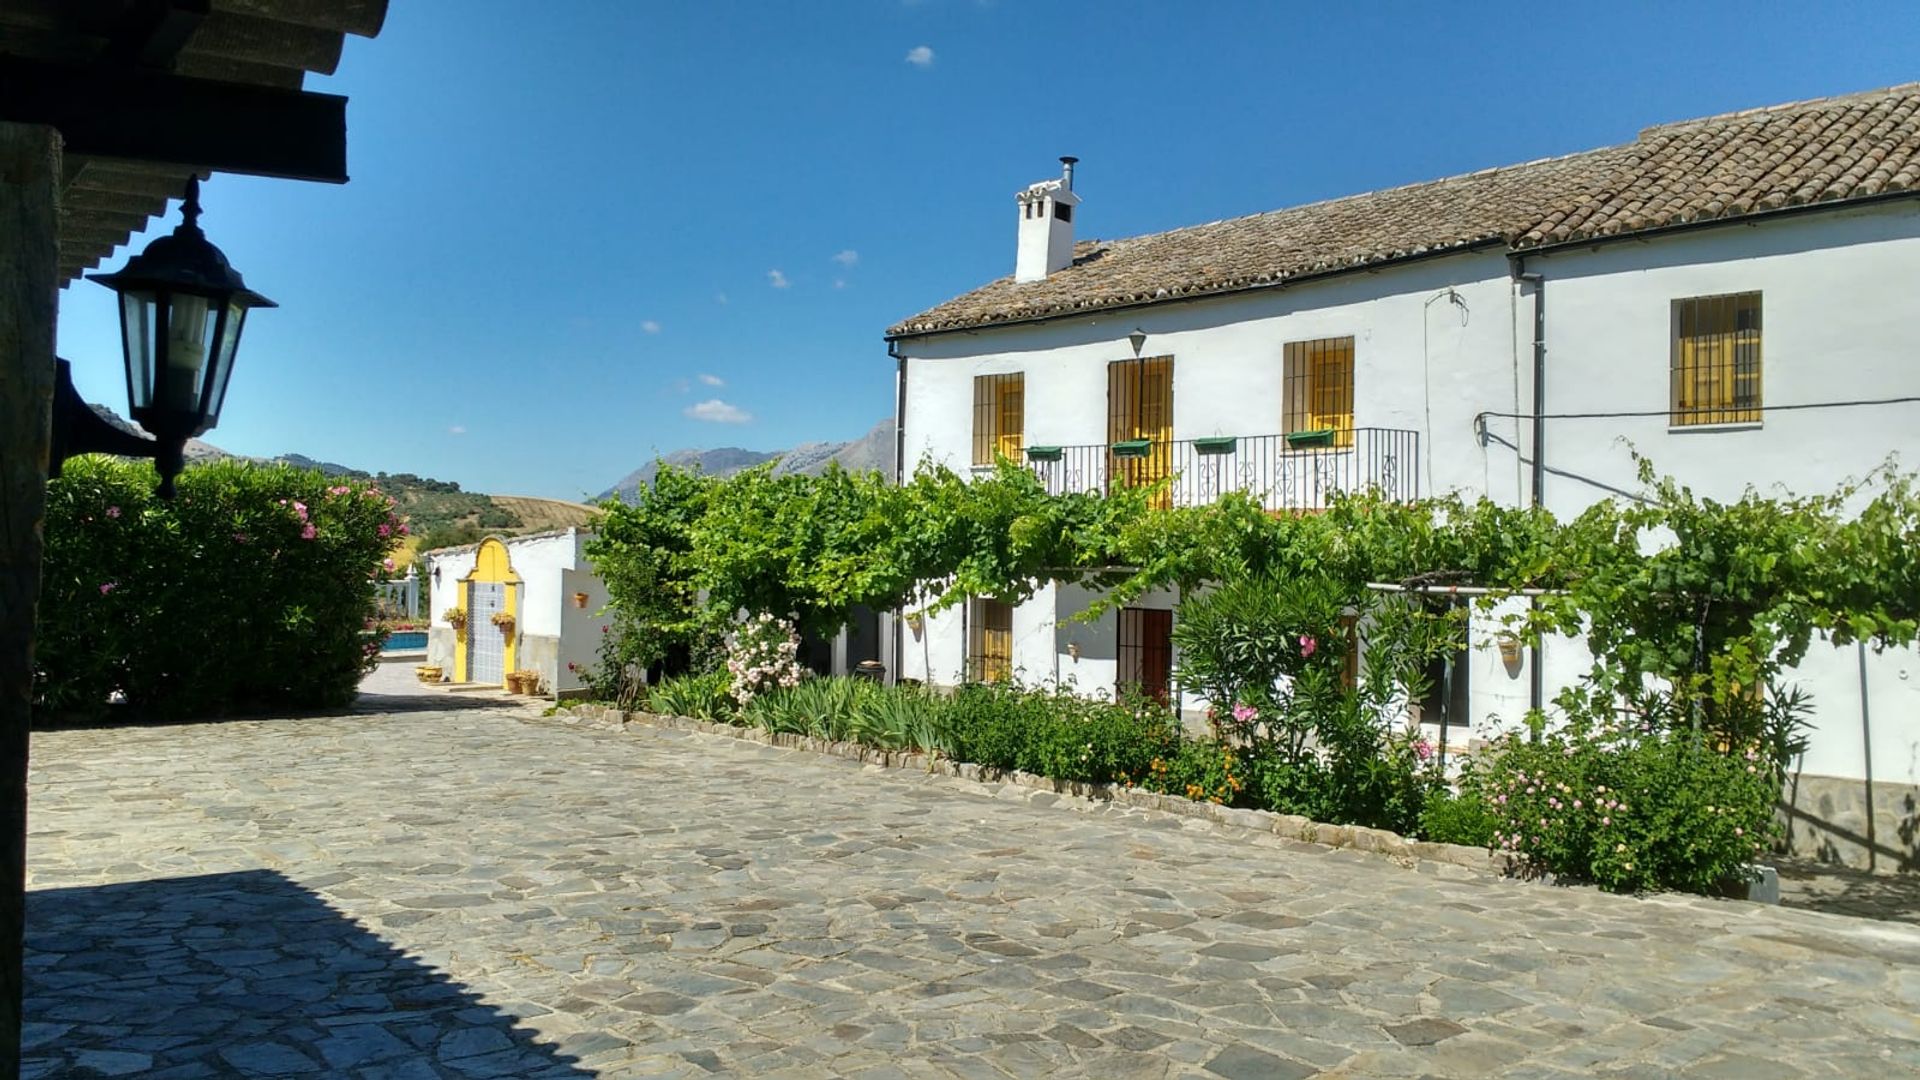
[105, 506, 121, 519]
[1413, 739, 1434, 762]
[301, 523, 317, 540]
[99, 582, 117, 595]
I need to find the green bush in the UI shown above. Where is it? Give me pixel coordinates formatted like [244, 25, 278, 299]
[1480, 726, 1779, 893]
[37, 457, 400, 720]
[645, 670, 736, 722]
[1417, 788, 1499, 848]
[943, 684, 1181, 786]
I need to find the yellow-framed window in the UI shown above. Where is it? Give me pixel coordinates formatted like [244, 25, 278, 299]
[971, 599, 1014, 682]
[1283, 337, 1355, 447]
[1107, 356, 1174, 506]
[972, 374, 1025, 465]
[1672, 292, 1762, 426]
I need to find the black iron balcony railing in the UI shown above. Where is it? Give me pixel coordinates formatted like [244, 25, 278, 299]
[1021, 429, 1420, 510]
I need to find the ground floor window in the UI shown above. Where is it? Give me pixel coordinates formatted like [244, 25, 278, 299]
[969, 599, 1013, 682]
[1416, 646, 1470, 727]
[1117, 607, 1174, 705]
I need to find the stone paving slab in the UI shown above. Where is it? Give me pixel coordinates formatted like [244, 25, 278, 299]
[24, 706, 1920, 1078]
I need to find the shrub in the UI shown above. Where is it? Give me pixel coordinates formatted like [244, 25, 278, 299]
[943, 684, 1181, 786]
[1417, 787, 1499, 848]
[1144, 739, 1246, 805]
[37, 457, 400, 720]
[724, 613, 803, 706]
[1480, 726, 1778, 893]
[645, 670, 736, 722]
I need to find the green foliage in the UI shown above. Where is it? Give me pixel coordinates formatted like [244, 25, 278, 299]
[941, 683, 1183, 786]
[1477, 722, 1781, 894]
[37, 457, 400, 720]
[645, 671, 735, 722]
[587, 465, 717, 674]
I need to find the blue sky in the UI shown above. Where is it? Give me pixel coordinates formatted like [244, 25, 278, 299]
[54, 1, 1920, 500]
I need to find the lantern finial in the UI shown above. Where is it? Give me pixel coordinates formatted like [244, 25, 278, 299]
[179, 177, 203, 236]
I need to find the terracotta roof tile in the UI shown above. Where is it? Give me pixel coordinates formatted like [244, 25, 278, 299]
[890, 84, 1920, 338]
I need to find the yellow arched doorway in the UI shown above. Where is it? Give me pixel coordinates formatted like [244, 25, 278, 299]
[453, 537, 521, 684]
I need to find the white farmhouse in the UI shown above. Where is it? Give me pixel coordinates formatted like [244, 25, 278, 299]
[884, 84, 1920, 871]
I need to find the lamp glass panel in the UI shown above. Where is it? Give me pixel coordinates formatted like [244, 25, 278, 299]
[199, 301, 248, 433]
[161, 292, 215, 416]
[120, 289, 158, 410]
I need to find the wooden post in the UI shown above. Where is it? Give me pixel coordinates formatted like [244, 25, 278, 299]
[0, 120, 61, 1080]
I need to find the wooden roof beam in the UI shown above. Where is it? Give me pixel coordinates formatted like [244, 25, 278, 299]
[0, 55, 347, 181]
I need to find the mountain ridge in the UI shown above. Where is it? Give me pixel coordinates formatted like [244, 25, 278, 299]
[596, 416, 894, 503]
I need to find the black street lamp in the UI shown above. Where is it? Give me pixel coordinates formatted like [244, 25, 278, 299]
[49, 177, 275, 497]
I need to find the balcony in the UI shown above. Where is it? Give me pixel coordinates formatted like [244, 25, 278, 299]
[1021, 429, 1420, 510]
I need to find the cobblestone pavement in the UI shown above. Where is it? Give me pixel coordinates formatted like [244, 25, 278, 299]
[26, 708, 1920, 1078]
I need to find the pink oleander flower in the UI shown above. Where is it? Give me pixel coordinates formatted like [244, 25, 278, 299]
[1413, 739, 1434, 762]
[398, 523, 410, 536]
[378, 523, 391, 538]
[383, 558, 396, 572]
[105, 506, 121, 519]
[301, 523, 317, 540]
[1298, 634, 1317, 658]
[99, 581, 117, 595]
[292, 500, 309, 521]
[1230, 703, 1258, 724]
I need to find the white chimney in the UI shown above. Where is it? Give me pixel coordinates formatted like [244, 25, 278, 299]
[1014, 156, 1079, 284]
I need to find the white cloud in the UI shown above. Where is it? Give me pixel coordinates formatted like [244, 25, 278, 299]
[698, 373, 725, 387]
[641, 319, 662, 334]
[833, 278, 847, 290]
[905, 45, 935, 68]
[448, 425, 467, 435]
[767, 269, 790, 289]
[832, 249, 859, 267]
[685, 398, 752, 424]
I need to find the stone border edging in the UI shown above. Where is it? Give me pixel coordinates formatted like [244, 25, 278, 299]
[549, 703, 1516, 879]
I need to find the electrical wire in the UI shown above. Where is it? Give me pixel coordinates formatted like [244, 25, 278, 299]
[1474, 395, 1920, 425]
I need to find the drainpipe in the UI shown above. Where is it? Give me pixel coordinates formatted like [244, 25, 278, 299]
[1514, 262, 1547, 716]
[888, 339, 908, 685]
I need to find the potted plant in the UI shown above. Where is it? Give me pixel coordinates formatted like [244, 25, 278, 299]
[442, 607, 467, 631]
[1285, 428, 1336, 450]
[1111, 438, 1153, 458]
[490, 610, 515, 634]
[415, 664, 444, 684]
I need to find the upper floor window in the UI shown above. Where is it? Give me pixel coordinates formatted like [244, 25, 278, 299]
[1672, 292, 1762, 427]
[1108, 356, 1175, 507]
[1283, 336, 1355, 448]
[971, 373, 1025, 466]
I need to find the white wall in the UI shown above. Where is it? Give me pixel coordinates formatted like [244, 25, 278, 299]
[424, 528, 606, 694]
[899, 250, 1527, 505]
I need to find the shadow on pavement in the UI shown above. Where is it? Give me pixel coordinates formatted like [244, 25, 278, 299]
[25, 870, 588, 1078]
[1776, 857, 1920, 927]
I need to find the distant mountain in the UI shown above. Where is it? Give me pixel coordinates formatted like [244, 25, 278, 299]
[599, 417, 896, 503]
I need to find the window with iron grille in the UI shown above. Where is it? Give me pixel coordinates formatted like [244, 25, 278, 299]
[1117, 607, 1173, 705]
[1672, 292, 1762, 426]
[969, 599, 1014, 682]
[972, 373, 1025, 466]
[1283, 336, 1355, 448]
[1108, 356, 1174, 507]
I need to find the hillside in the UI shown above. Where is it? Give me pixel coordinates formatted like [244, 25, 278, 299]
[599, 416, 894, 503]
[84, 406, 595, 563]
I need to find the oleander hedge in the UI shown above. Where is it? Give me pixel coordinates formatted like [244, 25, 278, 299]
[35, 457, 402, 721]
